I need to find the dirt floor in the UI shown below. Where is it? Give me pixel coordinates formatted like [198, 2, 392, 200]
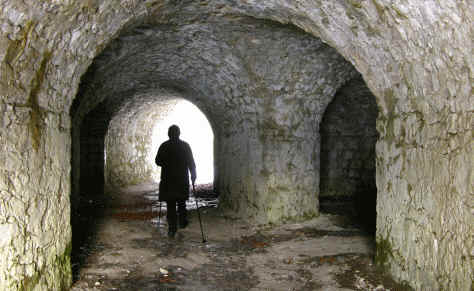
[70, 184, 411, 291]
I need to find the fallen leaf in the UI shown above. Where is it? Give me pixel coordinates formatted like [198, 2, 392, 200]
[159, 277, 177, 283]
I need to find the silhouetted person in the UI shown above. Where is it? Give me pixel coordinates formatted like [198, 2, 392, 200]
[155, 125, 196, 238]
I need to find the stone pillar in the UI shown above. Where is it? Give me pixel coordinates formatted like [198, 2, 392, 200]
[217, 93, 321, 224]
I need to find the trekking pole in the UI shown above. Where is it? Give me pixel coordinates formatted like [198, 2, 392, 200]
[158, 200, 162, 229]
[193, 183, 207, 243]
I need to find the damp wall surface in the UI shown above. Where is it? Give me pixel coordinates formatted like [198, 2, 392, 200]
[0, 0, 472, 290]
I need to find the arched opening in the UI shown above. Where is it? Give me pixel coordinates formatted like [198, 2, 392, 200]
[320, 75, 379, 234]
[1, 1, 468, 290]
[71, 92, 215, 276]
[149, 99, 214, 186]
[68, 11, 384, 285]
[68, 13, 365, 283]
[104, 97, 214, 192]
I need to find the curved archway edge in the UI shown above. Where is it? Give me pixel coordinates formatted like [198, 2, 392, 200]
[0, 1, 471, 290]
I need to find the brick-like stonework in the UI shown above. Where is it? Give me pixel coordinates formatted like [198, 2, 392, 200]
[105, 94, 181, 191]
[0, 0, 471, 290]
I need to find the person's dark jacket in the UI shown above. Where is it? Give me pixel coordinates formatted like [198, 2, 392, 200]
[155, 138, 196, 201]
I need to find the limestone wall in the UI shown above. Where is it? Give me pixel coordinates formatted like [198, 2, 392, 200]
[240, 1, 472, 289]
[105, 95, 180, 192]
[0, 0, 471, 290]
[0, 100, 72, 290]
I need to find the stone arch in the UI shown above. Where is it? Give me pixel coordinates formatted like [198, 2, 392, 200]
[320, 75, 379, 231]
[103, 93, 216, 192]
[71, 11, 358, 226]
[0, 1, 471, 290]
[71, 84, 218, 197]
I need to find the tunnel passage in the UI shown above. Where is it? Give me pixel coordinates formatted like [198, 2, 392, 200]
[320, 76, 379, 232]
[70, 89, 216, 279]
[105, 97, 214, 191]
[71, 88, 213, 195]
[71, 13, 358, 226]
[1, 1, 471, 290]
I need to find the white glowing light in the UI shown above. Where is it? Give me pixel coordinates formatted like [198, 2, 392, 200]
[150, 100, 214, 184]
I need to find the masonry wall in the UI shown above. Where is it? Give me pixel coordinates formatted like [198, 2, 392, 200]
[104, 96, 180, 192]
[0, 1, 471, 290]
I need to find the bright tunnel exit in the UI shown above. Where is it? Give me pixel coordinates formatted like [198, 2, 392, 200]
[150, 99, 214, 185]
[104, 95, 214, 192]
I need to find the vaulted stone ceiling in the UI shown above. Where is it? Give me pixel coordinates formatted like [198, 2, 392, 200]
[71, 3, 358, 226]
[73, 4, 357, 129]
[0, 0, 471, 290]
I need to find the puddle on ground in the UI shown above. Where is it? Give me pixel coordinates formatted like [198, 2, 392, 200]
[111, 184, 219, 226]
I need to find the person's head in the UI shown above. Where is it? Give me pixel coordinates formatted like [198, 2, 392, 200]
[168, 125, 180, 140]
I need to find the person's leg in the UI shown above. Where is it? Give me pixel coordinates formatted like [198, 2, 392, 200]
[177, 199, 188, 228]
[166, 199, 177, 237]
